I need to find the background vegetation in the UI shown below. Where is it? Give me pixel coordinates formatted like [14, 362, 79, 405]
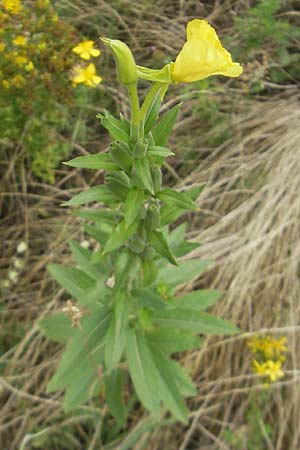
[1, 0, 300, 448]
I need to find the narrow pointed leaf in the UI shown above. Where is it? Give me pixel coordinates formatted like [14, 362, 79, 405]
[62, 185, 117, 207]
[156, 188, 198, 211]
[124, 188, 145, 225]
[172, 289, 223, 311]
[103, 220, 138, 254]
[105, 368, 127, 426]
[151, 230, 177, 265]
[159, 258, 211, 288]
[64, 153, 119, 170]
[153, 103, 181, 146]
[147, 146, 174, 157]
[148, 327, 202, 354]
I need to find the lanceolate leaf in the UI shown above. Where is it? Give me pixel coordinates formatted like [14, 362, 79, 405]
[132, 158, 154, 194]
[126, 327, 161, 417]
[105, 368, 127, 426]
[168, 359, 196, 397]
[148, 327, 203, 354]
[150, 230, 177, 265]
[158, 258, 211, 289]
[97, 112, 130, 142]
[72, 209, 116, 226]
[105, 293, 130, 372]
[64, 153, 119, 170]
[156, 188, 198, 211]
[62, 185, 117, 207]
[103, 220, 138, 254]
[48, 264, 95, 299]
[172, 289, 223, 311]
[152, 103, 181, 146]
[151, 348, 189, 423]
[144, 94, 161, 135]
[153, 308, 239, 335]
[39, 313, 76, 344]
[147, 146, 174, 157]
[68, 240, 101, 279]
[124, 188, 145, 225]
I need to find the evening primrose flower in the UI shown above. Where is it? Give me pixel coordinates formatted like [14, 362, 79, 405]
[172, 19, 243, 83]
[13, 35, 27, 46]
[3, 0, 21, 14]
[25, 61, 34, 71]
[0, 42, 5, 51]
[72, 40, 100, 60]
[72, 63, 102, 87]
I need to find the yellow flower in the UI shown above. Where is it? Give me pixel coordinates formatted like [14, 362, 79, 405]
[14, 54, 29, 66]
[72, 40, 100, 60]
[11, 74, 25, 87]
[2, 0, 21, 14]
[72, 63, 102, 87]
[0, 42, 5, 51]
[37, 0, 49, 8]
[252, 359, 284, 383]
[2, 79, 10, 89]
[172, 19, 243, 83]
[13, 35, 27, 46]
[38, 42, 46, 50]
[25, 61, 34, 71]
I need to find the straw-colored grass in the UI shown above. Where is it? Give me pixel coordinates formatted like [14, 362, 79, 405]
[1, 0, 300, 448]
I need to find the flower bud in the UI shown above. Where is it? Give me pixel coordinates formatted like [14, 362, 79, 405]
[101, 37, 138, 86]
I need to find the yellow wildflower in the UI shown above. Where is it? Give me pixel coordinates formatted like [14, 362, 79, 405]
[172, 19, 243, 83]
[13, 35, 27, 46]
[72, 63, 102, 87]
[3, 0, 21, 14]
[14, 54, 29, 66]
[38, 42, 46, 50]
[25, 61, 34, 71]
[0, 42, 5, 51]
[37, 0, 49, 8]
[252, 359, 284, 383]
[11, 74, 25, 87]
[72, 40, 100, 60]
[2, 79, 10, 89]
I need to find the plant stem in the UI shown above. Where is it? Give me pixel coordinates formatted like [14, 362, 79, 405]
[127, 83, 140, 143]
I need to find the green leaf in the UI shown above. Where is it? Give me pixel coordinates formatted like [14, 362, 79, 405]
[48, 264, 95, 299]
[84, 224, 109, 246]
[98, 111, 130, 142]
[105, 293, 130, 372]
[132, 158, 154, 194]
[150, 230, 177, 265]
[126, 327, 161, 417]
[105, 368, 127, 426]
[168, 359, 196, 397]
[153, 308, 239, 335]
[171, 241, 201, 257]
[103, 220, 138, 254]
[72, 209, 116, 226]
[147, 146, 174, 157]
[63, 185, 117, 207]
[156, 188, 198, 211]
[151, 348, 188, 423]
[152, 103, 181, 146]
[172, 289, 222, 311]
[132, 288, 168, 310]
[137, 64, 172, 83]
[47, 310, 110, 393]
[169, 223, 187, 243]
[124, 188, 145, 225]
[148, 327, 202, 354]
[159, 258, 211, 289]
[141, 260, 158, 287]
[68, 240, 101, 279]
[65, 371, 102, 412]
[186, 184, 205, 201]
[39, 313, 75, 344]
[144, 94, 161, 135]
[64, 153, 119, 170]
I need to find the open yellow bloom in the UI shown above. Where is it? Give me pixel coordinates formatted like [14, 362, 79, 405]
[13, 35, 27, 46]
[72, 63, 102, 87]
[172, 19, 242, 83]
[3, 0, 21, 14]
[252, 359, 284, 383]
[72, 40, 100, 60]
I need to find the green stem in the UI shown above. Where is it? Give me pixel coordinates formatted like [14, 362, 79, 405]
[127, 83, 140, 143]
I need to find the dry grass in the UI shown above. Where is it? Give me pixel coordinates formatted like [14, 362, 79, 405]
[1, 0, 300, 449]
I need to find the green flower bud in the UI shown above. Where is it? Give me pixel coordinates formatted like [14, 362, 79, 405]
[106, 171, 131, 200]
[110, 140, 132, 172]
[128, 235, 145, 254]
[101, 37, 138, 86]
[151, 165, 162, 193]
[134, 138, 148, 159]
[145, 203, 160, 232]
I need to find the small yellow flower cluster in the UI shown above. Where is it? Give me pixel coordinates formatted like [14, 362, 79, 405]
[2, 0, 21, 14]
[248, 334, 287, 383]
[71, 39, 102, 87]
